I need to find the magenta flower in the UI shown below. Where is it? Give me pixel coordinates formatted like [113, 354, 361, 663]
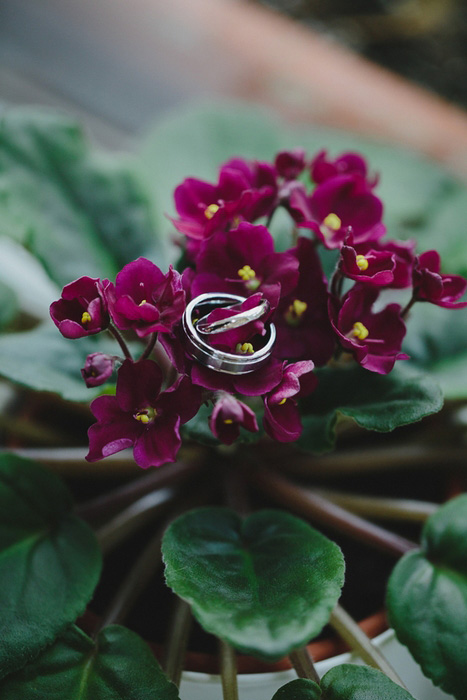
[275, 149, 306, 180]
[311, 150, 376, 187]
[289, 174, 385, 249]
[274, 237, 336, 366]
[106, 258, 185, 337]
[340, 237, 395, 286]
[329, 287, 409, 374]
[50, 276, 109, 339]
[263, 361, 317, 442]
[171, 158, 277, 242]
[356, 239, 416, 289]
[81, 353, 115, 388]
[86, 359, 202, 468]
[191, 222, 299, 309]
[412, 251, 467, 308]
[209, 392, 259, 445]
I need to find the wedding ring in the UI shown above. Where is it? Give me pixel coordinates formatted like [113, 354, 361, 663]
[196, 297, 270, 334]
[182, 293, 276, 374]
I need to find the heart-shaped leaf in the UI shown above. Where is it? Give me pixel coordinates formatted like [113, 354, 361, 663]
[0, 454, 102, 678]
[321, 664, 417, 700]
[0, 107, 162, 289]
[162, 507, 345, 661]
[298, 365, 443, 454]
[387, 494, 467, 700]
[0, 323, 122, 401]
[271, 666, 417, 700]
[0, 624, 180, 699]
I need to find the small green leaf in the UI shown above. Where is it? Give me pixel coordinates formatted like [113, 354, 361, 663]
[0, 107, 162, 288]
[0, 624, 180, 699]
[272, 678, 322, 700]
[0, 323, 122, 401]
[162, 507, 345, 661]
[387, 495, 467, 700]
[298, 365, 443, 454]
[0, 454, 102, 678]
[321, 664, 417, 699]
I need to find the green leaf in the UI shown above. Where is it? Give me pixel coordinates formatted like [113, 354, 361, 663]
[0, 107, 161, 288]
[0, 323, 123, 401]
[272, 678, 322, 700]
[387, 494, 467, 700]
[0, 280, 18, 330]
[0, 454, 102, 679]
[320, 664, 417, 699]
[0, 624, 180, 699]
[162, 507, 345, 661]
[404, 304, 467, 400]
[298, 365, 443, 454]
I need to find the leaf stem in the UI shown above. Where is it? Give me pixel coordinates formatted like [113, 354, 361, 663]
[108, 323, 132, 360]
[329, 604, 408, 689]
[311, 488, 438, 522]
[250, 467, 417, 557]
[289, 647, 320, 684]
[164, 598, 192, 687]
[219, 639, 239, 700]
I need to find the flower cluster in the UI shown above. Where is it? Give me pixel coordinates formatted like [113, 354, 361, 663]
[50, 148, 467, 468]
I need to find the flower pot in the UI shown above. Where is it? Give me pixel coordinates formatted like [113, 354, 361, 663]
[179, 629, 452, 700]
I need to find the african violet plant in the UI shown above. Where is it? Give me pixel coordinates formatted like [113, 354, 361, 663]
[0, 105, 467, 700]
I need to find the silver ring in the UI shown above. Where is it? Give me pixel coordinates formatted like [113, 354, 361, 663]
[182, 293, 276, 375]
[196, 297, 270, 334]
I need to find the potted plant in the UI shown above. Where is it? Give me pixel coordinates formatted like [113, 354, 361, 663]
[0, 103, 466, 700]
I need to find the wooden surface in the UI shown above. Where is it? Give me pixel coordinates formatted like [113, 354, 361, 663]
[1, 0, 466, 176]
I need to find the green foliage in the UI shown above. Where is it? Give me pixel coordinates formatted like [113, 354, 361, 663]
[0, 323, 120, 402]
[298, 364, 443, 453]
[162, 507, 345, 661]
[0, 107, 162, 288]
[0, 454, 102, 679]
[0, 624, 180, 699]
[387, 495, 467, 700]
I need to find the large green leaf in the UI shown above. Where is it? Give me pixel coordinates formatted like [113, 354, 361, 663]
[0, 107, 162, 288]
[271, 666, 417, 700]
[0, 454, 102, 678]
[0, 323, 124, 401]
[387, 495, 467, 700]
[298, 364, 443, 454]
[162, 507, 345, 661]
[0, 280, 18, 330]
[0, 624, 180, 700]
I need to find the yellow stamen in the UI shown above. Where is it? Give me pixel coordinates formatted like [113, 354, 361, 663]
[135, 408, 157, 424]
[204, 203, 220, 219]
[235, 342, 254, 355]
[285, 299, 307, 326]
[139, 299, 147, 306]
[237, 264, 257, 281]
[224, 419, 234, 424]
[356, 255, 369, 271]
[136, 413, 150, 424]
[278, 398, 287, 405]
[81, 311, 92, 324]
[322, 213, 342, 231]
[352, 322, 369, 340]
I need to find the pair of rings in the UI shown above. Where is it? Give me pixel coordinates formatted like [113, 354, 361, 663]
[182, 293, 276, 375]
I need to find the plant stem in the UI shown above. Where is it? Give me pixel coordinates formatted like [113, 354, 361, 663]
[312, 488, 438, 522]
[401, 294, 417, 319]
[289, 647, 320, 684]
[75, 459, 203, 525]
[219, 639, 239, 700]
[164, 599, 192, 687]
[108, 324, 132, 360]
[139, 332, 158, 361]
[96, 527, 164, 632]
[329, 604, 407, 689]
[250, 467, 417, 557]
[95, 487, 177, 554]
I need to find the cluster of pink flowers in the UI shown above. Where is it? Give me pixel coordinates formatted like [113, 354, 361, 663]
[50, 148, 467, 468]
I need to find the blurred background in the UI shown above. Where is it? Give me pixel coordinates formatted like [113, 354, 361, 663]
[1, 0, 467, 167]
